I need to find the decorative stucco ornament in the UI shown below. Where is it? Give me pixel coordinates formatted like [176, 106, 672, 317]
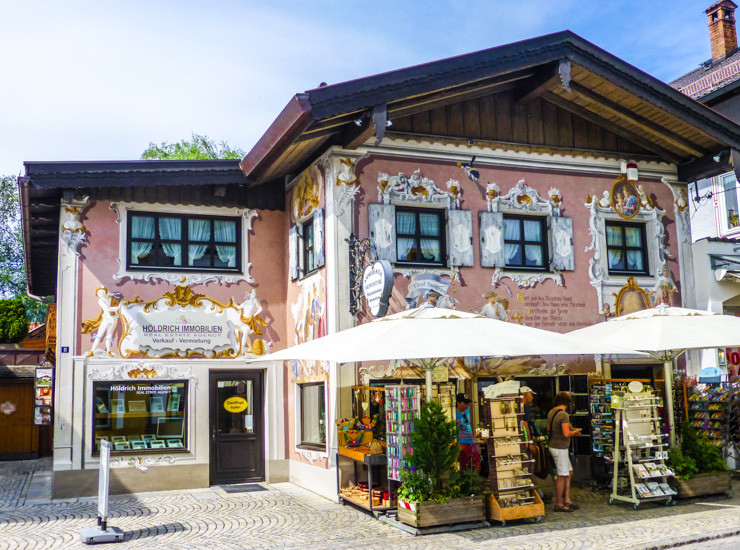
[60, 201, 89, 256]
[376, 169, 450, 205]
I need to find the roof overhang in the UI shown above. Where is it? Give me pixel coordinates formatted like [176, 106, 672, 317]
[241, 31, 740, 186]
[20, 160, 284, 297]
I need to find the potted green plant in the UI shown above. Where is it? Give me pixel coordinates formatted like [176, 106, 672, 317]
[396, 400, 485, 528]
[667, 421, 730, 498]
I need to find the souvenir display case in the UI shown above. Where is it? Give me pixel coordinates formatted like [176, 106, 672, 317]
[687, 382, 739, 462]
[385, 385, 421, 481]
[610, 385, 675, 509]
[483, 395, 544, 524]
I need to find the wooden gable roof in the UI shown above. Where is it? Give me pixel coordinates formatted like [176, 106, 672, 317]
[241, 31, 740, 186]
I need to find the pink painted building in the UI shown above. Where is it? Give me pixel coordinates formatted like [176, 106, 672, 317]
[21, 32, 740, 498]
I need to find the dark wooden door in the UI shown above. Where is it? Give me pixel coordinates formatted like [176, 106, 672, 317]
[209, 370, 264, 485]
[0, 379, 38, 460]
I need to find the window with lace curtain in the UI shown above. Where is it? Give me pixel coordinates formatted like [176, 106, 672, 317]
[127, 212, 241, 271]
[605, 221, 648, 275]
[395, 207, 446, 266]
[503, 214, 548, 271]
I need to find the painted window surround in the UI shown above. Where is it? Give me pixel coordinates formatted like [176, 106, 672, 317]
[586, 192, 668, 313]
[110, 201, 258, 286]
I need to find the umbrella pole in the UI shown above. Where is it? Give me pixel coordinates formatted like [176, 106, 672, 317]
[664, 359, 676, 447]
[425, 368, 433, 404]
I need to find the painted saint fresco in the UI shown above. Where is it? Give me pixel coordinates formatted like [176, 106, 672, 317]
[291, 166, 321, 222]
[611, 176, 640, 219]
[290, 276, 328, 382]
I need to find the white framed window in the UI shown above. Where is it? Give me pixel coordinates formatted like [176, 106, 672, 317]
[111, 202, 257, 286]
[605, 221, 649, 275]
[289, 209, 325, 281]
[718, 172, 740, 236]
[127, 211, 240, 272]
[297, 382, 326, 451]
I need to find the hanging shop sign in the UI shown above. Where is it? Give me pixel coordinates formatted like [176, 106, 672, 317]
[362, 260, 393, 317]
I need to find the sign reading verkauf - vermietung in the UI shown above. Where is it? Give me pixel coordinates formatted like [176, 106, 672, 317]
[120, 302, 242, 358]
[362, 260, 393, 317]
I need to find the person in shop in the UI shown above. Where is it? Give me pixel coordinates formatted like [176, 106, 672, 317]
[521, 386, 549, 503]
[547, 391, 582, 512]
[455, 393, 481, 471]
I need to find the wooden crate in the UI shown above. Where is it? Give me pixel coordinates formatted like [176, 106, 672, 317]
[397, 496, 486, 528]
[486, 490, 544, 523]
[673, 472, 731, 498]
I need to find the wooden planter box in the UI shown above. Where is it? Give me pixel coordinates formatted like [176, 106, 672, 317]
[487, 491, 545, 524]
[673, 471, 731, 498]
[397, 496, 486, 528]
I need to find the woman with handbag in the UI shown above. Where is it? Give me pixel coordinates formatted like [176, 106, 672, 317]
[547, 391, 582, 512]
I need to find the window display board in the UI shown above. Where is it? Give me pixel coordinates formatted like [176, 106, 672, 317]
[386, 385, 420, 481]
[610, 387, 675, 509]
[483, 395, 544, 523]
[34, 365, 54, 425]
[92, 380, 187, 454]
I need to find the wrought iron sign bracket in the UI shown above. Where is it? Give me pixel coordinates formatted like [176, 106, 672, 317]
[347, 234, 378, 315]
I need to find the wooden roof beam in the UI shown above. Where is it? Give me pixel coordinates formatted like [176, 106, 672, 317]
[514, 59, 571, 105]
[543, 91, 683, 163]
[565, 82, 705, 158]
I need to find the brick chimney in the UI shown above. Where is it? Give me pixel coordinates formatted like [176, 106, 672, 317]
[707, 1, 738, 61]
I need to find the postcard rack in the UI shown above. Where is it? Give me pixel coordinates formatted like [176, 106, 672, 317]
[610, 390, 675, 509]
[385, 385, 421, 481]
[483, 396, 543, 523]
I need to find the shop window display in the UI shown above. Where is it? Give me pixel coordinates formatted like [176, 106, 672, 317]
[93, 380, 187, 454]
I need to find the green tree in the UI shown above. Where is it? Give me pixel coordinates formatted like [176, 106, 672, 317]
[407, 400, 460, 494]
[0, 175, 48, 323]
[0, 175, 24, 298]
[141, 133, 245, 160]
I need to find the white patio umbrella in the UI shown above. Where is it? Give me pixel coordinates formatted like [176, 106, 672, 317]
[255, 305, 644, 398]
[568, 305, 740, 444]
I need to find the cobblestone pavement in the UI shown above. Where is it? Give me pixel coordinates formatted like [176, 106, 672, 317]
[1, 459, 739, 549]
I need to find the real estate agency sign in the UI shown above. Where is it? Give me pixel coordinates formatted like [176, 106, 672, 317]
[117, 286, 260, 358]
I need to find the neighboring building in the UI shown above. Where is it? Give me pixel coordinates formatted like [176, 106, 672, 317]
[671, 0, 740, 376]
[22, 31, 740, 499]
[0, 323, 53, 460]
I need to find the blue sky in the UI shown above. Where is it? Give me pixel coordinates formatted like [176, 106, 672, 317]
[0, 1, 718, 176]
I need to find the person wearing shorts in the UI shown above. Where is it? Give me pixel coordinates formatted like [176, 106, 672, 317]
[547, 391, 581, 512]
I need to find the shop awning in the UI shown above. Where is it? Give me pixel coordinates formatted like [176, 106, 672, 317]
[710, 253, 740, 282]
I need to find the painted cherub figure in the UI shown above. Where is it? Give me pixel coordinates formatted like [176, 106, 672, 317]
[236, 289, 267, 355]
[82, 288, 121, 357]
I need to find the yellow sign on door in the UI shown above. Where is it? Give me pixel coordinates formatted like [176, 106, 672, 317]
[224, 396, 248, 413]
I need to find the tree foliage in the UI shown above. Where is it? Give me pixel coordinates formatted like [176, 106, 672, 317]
[0, 298, 28, 342]
[0, 175, 49, 323]
[141, 133, 245, 160]
[0, 175, 25, 298]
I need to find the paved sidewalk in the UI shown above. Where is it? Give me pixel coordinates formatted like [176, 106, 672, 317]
[1, 459, 739, 549]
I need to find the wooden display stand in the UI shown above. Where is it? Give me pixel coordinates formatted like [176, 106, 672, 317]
[486, 491, 544, 525]
[483, 395, 543, 524]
